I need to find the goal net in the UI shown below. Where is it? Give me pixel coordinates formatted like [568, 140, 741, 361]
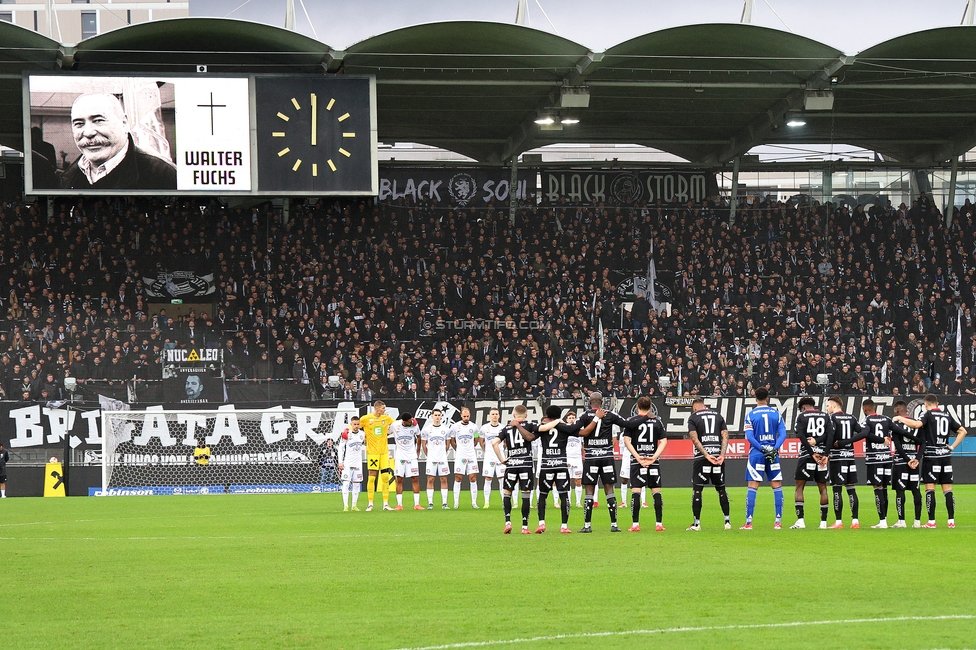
[101, 407, 359, 495]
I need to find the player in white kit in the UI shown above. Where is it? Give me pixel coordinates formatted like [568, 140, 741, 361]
[337, 416, 365, 511]
[391, 412, 423, 510]
[564, 412, 585, 507]
[422, 408, 452, 509]
[480, 407, 506, 508]
[450, 407, 481, 509]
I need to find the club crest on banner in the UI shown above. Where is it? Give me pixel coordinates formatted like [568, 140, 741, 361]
[610, 173, 643, 203]
[447, 173, 478, 205]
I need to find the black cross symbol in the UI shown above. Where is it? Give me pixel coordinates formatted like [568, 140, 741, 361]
[50, 470, 64, 490]
[197, 92, 227, 136]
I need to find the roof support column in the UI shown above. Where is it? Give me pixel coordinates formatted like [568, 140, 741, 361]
[822, 164, 832, 208]
[728, 156, 740, 227]
[509, 156, 518, 226]
[914, 169, 933, 211]
[823, 165, 833, 241]
[946, 155, 959, 227]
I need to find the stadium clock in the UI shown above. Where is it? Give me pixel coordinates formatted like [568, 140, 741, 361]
[254, 76, 376, 194]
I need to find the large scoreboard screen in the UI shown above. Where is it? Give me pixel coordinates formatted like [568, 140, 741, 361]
[24, 74, 376, 196]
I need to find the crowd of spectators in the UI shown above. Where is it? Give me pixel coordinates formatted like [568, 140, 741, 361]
[0, 186, 975, 403]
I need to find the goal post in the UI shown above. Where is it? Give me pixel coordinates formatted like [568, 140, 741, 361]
[100, 406, 359, 495]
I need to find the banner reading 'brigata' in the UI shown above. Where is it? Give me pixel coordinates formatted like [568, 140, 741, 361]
[5, 394, 975, 455]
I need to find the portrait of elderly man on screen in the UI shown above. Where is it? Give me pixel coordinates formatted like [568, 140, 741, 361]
[60, 93, 177, 190]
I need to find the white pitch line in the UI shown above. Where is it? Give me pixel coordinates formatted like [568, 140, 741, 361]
[0, 521, 54, 527]
[391, 615, 976, 650]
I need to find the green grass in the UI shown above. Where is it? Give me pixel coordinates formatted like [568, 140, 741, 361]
[2, 485, 974, 649]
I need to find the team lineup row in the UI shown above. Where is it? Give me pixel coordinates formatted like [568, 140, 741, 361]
[334, 390, 967, 533]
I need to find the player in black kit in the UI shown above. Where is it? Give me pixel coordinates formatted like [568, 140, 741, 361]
[528, 405, 586, 534]
[686, 398, 730, 531]
[790, 397, 833, 529]
[893, 394, 968, 528]
[860, 399, 894, 528]
[825, 396, 864, 529]
[890, 400, 924, 528]
[492, 404, 540, 535]
[0, 441, 8, 498]
[549, 392, 627, 533]
[620, 396, 667, 532]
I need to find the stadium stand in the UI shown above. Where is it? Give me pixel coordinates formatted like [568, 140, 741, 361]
[0, 190, 974, 404]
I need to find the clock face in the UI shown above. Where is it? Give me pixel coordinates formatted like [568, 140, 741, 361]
[254, 76, 375, 194]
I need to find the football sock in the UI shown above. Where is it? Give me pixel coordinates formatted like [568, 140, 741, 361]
[820, 503, 830, 523]
[413, 492, 420, 508]
[773, 487, 783, 520]
[453, 482, 461, 507]
[833, 486, 844, 520]
[381, 469, 392, 503]
[426, 488, 434, 506]
[692, 489, 703, 524]
[847, 486, 859, 519]
[341, 482, 350, 508]
[642, 487, 647, 504]
[484, 484, 493, 506]
[653, 491, 664, 525]
[521, 493, 531, 527]
[559, 492, 571, 525]
[631, 491, 641, 523]
[945, 490, 955, 519]
[745, 487, 757, 523]
[351, 483, 360, 507]
[717, 487, 731, 520]
[583, 496, 594, 526]
[874, 488, 887, 519]
[396, 493, 403, 507]
[606, 495, 618, 525]
[911, 487, 922, 521]
[538, 491, 548, 523]
[794, 498, 804, 520]
[470, 484, 478, 505]
[503, 494, 512, 522]
[367, 474, 376, 504]
[575, 485, 583, 506]
[895, 490, 905, 520]
[926, 489, 936, 521]
[440, 488, 448, 506]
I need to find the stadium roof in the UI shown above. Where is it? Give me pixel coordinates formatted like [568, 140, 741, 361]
[2, 18, 976, 165]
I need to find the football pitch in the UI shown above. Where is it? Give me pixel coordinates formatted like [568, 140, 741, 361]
[3, 486, 974, 650]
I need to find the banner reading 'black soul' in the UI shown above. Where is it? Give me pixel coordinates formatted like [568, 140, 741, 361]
[378, 167, 531, 206]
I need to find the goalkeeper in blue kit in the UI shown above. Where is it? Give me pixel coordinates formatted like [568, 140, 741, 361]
[742, 387, 787, 529]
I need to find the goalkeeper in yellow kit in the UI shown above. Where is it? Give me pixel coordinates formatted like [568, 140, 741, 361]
[359, 400, 396, 511]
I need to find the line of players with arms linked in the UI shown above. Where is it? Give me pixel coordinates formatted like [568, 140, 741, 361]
[334, 390, 967, 534]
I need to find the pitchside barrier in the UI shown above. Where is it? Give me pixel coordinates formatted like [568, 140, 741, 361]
[0, 396, 971, 496]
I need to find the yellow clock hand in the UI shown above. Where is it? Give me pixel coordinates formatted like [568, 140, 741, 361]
[311, 93, 317, 146]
